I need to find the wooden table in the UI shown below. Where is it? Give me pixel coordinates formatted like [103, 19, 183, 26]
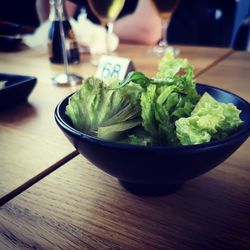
[0, 44, 249, 249]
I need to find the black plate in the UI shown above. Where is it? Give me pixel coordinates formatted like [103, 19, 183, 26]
[0, 73, 37, 111]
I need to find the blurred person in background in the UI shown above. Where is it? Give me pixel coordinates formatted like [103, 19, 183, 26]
[35, 0, 162, 45]
[169, 0, 237, 48]
[61, 0, 246, 48]
[1, 0, 248, 49]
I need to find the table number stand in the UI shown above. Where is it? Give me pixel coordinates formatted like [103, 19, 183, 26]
[95, 55, 135, 80]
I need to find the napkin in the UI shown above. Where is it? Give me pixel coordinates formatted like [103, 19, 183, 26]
[23, 13, 119, 54]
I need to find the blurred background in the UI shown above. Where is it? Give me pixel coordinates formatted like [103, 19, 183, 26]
[168, 0, 250, 50]
[0, 0, 250, 51]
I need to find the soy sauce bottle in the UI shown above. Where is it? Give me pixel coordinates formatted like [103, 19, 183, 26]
[48, 0, 80, 64]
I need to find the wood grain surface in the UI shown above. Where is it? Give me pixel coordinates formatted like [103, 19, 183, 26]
[197, 51, 250, 101]
[0, 50, 85, 198]
[116, 44, 232, 77]
[0, 151, 249, 250]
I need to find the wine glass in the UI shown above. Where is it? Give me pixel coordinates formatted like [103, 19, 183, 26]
[52, 0, 83, 86]
[149, 0, 180, 56]
[87, 0, 125, 62]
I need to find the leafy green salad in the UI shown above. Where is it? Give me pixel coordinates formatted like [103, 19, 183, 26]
[66, 52, 243, 146]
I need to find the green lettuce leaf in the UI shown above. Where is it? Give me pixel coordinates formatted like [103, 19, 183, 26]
[128, 134, 153, 146]
[118, 71, 151, 89]
[140, 84, 158, 139]
[97, 119, 141, 141]
[175, 92, 243, 145]
[139, 52, 200, 145]
[65, 76, 141, 140]
[156, 51, 192, 79]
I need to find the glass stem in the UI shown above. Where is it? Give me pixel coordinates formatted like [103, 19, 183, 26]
[57, 0, 69, 78]
[106, 22, 114, 55]
[159, 18, 170, 47]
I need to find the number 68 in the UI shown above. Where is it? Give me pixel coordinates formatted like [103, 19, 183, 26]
[102, 63, 121, 78]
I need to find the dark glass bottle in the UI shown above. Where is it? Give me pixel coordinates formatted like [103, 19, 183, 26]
[48, 0, 80, 64]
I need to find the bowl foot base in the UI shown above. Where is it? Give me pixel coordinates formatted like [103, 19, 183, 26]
[118, 180, 183, 196]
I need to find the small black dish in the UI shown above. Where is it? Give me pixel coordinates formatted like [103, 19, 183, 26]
[55, 83, 250, 195]
[0, 73, 37, 111]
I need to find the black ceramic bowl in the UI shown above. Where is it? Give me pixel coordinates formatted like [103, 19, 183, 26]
[55, 84, 250, 194]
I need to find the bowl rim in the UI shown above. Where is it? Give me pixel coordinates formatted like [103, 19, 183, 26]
[55, 83, 250, 152]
